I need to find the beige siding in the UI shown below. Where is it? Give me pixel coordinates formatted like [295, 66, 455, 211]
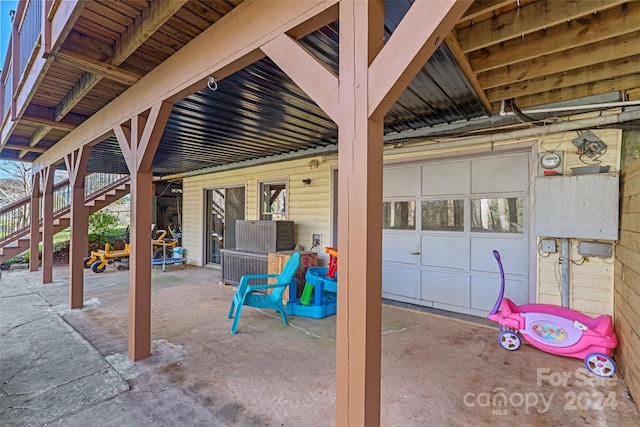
[535, 127, 620, 317]
[614, 157, 640, 403]
[182, 157, 337, 266]
[182, 113, 621, 319]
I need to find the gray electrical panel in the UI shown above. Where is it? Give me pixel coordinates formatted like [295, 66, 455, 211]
[534, 174, 619, 240]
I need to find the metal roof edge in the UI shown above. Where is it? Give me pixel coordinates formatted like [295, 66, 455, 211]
[183, 144, 339, 178]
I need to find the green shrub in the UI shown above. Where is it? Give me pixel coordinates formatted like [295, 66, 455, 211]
[88, 211, 120, 242]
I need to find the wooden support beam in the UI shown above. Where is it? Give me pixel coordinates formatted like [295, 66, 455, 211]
[460, 0, 514, 21]
[21, 115, 77, 131]
[469, 1, 640, 73]
[56, 49, 143, 85]
[478, 30, 640, 90]
[499, 73, 640, 111]
[19, 126, 51, 158]
[445, 34, 491, 113]
[53, 0, 185, 122]
[336, 3, 385, 424]
[334, 2, 471, 424]
[5, 144, 47, 153]
[113, 0, 188, 61]
[42, 0, 53, 57]
[261, 34, 339, 122]
[65, 146, 90, 309]
[458, 0, 628, 53]
[114, 101, 172, 361]
[29, 174, 41, 273]
[34, 0, 340, 170]
[55, 72, 100, 121]
[368, 0, 472, 121]
[40, 166, 55, 284]
[486, 54, 640, 104]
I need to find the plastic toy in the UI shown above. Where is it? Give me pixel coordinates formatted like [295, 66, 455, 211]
[487, 250, 618, 377]
[286, 247, 337, 319]
[84, 225, 185, 273]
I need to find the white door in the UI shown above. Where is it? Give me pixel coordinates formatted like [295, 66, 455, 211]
[382, 153, 530, 317]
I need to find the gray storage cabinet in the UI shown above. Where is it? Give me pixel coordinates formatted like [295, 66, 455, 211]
[235, 220, 295, 253]
[222, 220, 295, 285]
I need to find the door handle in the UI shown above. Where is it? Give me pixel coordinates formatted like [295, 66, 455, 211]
[410, 252, 421, 255]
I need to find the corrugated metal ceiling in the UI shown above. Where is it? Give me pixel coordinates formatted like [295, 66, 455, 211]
[86, 1, 486, 175]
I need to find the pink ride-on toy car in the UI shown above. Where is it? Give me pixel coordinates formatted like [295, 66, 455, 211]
[487, 250, 618, 377]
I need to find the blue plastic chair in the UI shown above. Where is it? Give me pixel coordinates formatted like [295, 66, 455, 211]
[228, 252, 301, 334]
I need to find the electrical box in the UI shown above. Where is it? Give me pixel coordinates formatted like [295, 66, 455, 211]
[538, 151, 564, 176]
[534, 174, 619, 240]
[540, 239, 557, 253]
[578, 241, 613, 258]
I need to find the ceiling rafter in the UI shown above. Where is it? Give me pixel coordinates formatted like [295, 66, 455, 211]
[53, 0, 187, 121]
[459, 0, 515, 21]
[468, 1, 640, 73]
[56, 49, 143, 85]
[444, 34, 491, 113]
[478, 30, 640, 90]
[500, 73, 640, 110]
[457, 0, 628, 52]
[5, 144, 47, 153]
[20, 116, 77, 131]
[486, 54, 640, 104]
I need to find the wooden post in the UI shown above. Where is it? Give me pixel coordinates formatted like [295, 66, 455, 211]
[335, 1, 471, 424]
[40, 166, 55, 284]
[114, 101, 172, 361]
[65, 146, 90, 309]
[335, 2, 385, 425]
[29, 174, 41, 272]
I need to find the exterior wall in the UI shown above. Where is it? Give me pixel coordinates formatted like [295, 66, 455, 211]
[182, 114, 621, 317]
[182, 157, 337, 266]
[384, 119, 621, 317]
[614, 157, 640, 402]
[535, 127, 621, 317]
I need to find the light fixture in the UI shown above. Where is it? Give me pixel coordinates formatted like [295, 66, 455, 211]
[308, 159, 319, 169]
[302, 179, 311, 186]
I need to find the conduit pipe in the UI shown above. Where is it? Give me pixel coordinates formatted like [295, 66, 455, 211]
[500, 99, 640, 116]
[560, 238, 570, 308]
[385, 107, 640, 154]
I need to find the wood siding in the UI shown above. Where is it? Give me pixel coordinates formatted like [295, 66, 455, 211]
[614, 156, 640, 402]
[182, 115, 621, 318]
[536, 127, 621, 317]
[182, 157, 336, 267]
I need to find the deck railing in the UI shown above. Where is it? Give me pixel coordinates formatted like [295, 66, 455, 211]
[20, 0, 42, 76]
[0, 173, 129, 247]
[2, 69, 11, 114]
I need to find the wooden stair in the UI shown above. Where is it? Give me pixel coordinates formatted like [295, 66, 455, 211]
[0, 180, 130, 263]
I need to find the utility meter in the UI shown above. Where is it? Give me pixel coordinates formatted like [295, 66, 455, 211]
[538, 151, 563, 176]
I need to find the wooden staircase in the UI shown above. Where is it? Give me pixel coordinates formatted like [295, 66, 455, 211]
[0, 174, 130, 264]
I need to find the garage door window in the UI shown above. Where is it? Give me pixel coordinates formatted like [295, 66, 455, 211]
[471, 197, 524, 233]
[421, 199, 463, 231]
[383, 201, 415, 230]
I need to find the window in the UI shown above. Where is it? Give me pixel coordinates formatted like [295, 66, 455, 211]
[471, 197, 524, 233]
[421, 199, 464, 231]
[383, 201, 416, 230]
[260, 181, 287, 220]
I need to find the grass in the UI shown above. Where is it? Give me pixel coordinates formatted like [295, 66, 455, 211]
[2, 225, 130, 266]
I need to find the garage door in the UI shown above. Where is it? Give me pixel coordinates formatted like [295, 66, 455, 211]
[382, 153, 530, 317]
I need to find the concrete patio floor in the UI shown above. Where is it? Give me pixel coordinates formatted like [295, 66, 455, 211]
[1, 264, 639, 426]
